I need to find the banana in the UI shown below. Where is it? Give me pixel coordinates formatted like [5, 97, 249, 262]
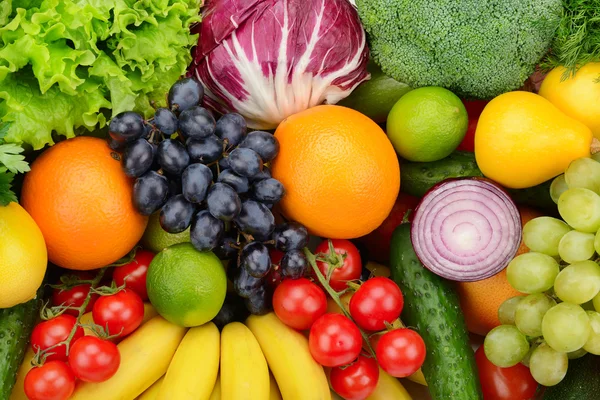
[71, 316, 187, 399]
[157, 322, 220, 400]
[330, 390, 344, 400]
[209, 375, 221, 400]
[221, 322, 269, 400]
[407, 368, 427, 386]
[366, 368, 412, 400]
[269, 372, 283, 400]
[246, 313, 331, 400]
[136, 376, 164, 400]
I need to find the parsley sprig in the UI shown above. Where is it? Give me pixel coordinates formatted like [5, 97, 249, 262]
[0, 122, 30, 206]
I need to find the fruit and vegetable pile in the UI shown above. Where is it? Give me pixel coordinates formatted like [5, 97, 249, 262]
[2, 0, 600, 399]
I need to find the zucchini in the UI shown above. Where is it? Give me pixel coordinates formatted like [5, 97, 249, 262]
[390, 224, 482, 400]
[543, 354, 600, 400]
[400, 151, 557, 215]
[0, 293, 42, 398]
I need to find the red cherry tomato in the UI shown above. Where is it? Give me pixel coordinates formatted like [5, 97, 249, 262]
[112, 250, 154, 300]
[92, 289, 144, 338]
[24, 361, 76, 400]
[475, 346, 538, 400]
[315, 239, 362, 292]
[456, 99, 489, 152]
[68, 336, 120, 383]
[51, 272, 99, 316]
[376, 328, 426, 378]
[309, 313, 362, 367]
[273, 278, 327, 330]
[330, 355, 380, 400]
[30, 315, 84, 362]
[349, 277, 404, 331]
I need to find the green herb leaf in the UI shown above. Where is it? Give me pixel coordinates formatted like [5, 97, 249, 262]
[0, 168, 17, 206]
[0, 143, 30, 174]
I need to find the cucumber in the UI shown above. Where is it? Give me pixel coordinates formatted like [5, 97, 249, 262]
[543, 354, 600, 400]
[390, 224, 482, 400]
[400, 151, 557, 215]
[0, 293, 42, 398]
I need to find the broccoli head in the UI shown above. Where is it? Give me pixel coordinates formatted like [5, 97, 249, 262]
[356, 0, 563, 99]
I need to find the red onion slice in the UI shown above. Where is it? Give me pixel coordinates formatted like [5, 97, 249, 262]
[410, 178, 521, 282]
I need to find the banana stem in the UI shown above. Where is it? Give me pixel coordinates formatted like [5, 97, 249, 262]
[303, 248, 377, 359]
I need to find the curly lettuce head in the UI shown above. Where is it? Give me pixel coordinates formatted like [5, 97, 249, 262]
[0, 0, 201, 150]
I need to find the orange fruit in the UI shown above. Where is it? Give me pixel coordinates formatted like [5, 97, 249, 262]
[271, 105, 400, 239]
[456, 205, 543, 336]
[21, 136, 148, 270]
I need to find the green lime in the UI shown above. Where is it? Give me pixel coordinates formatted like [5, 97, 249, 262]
[141, 212, 190, 253]
[147, 243, 227, 327]
[386, 86, 468, 162]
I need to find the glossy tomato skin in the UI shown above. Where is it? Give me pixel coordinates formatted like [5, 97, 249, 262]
[330, 355, 379, 400]
[30, 315, 84, 362]
[349, 277, 404, 331]
[112, 249, 154, 300]
[92, 289, 144, 338]
[315, 239, 362, 292]
[24, 361, 76, 400]
[309, 313, 362, 367]
[376, 328, 426, 378]
[52, 272, 99, 316]
[475, 346, 538, 400]
[456, 99, 489, 152]
[68, 336, 120, 382]
[273, 278, 327, 330]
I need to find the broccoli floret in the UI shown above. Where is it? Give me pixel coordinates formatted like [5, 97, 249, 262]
[356, 0, 563, 99]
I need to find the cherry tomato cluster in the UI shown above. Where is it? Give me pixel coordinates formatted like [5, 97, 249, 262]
[24, 250, 154, 400]
[272, 239, 427, 400]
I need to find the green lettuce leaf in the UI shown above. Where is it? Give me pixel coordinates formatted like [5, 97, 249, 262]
[0, 0, 201, 150]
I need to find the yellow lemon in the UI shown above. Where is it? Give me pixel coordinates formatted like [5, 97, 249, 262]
[0, 202, 47, 308]
[539, 63, 600, 139]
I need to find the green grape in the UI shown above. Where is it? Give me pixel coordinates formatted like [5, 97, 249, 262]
[554, 260, 600, 304]
[520, 341, 539, 367]
[564, 157, 600, 193]
[523, 217, 571, 257]
[594, 293, 600, 312]
[594, 229, 600, 254]
[550, 174, 569, 204]
[583, 311, 600, 355]
[529, 343, 569, 386]
[558, 188, 600, 233]
[498, 296, 524, 325]
[558, 230, 596, 263]
[514, 293, 556, 337]
[506, 252, 560, 294]
[567, 347, 588, 359]
[541, 302, 591, 352]
[483, 325, 530, 368]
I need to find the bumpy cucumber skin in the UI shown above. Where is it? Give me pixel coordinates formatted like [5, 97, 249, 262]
[390, 224, 483, 400]
[0, 293, 41, 398]
[543, 354, 600, 400]
[400, 151, 557, 215]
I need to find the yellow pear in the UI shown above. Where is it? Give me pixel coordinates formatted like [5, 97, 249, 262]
[475, 91, 593, 189]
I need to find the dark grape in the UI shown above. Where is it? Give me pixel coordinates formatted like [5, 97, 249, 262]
[190, 210, 224, 251]
[217, 169, 249, 194]
[182, 164, 213, 203]
[239, 131, 280, 161]
[109, 111, 145, 143]
[272, 222, 309, 252]
[241, 242, 271, 278]
[281, 250, 308, 279]
[167, 177, 182, 196]
[107, 136, 126, 151]
[212, 294, 249, 329]
[228, 148, 263, 178]
[251, 178, 285, 204]
[250, 166, 271, 182]
[233, 267, 263, 298]
[187, 135, 223, 164]
[235, 200, 275, 240]
[154, 108, 178, 135]
[207, 183, 241, 222]
[157, 139, 190, 176]
[215, 113, 247, 147]
[265, 264, 283, 291]
[219, 156, 230, 170]
[245, 286, 271, 315]
[122, 139, 154, 178]
[133, 171, 169, 216]
[168, 77, 203, 113]
[214, 236, 240, 260]
[159, 194, 196, 233]
[179, 106, 216, 140]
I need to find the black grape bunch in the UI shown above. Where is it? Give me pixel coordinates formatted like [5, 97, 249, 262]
[107, 77, 310, 314]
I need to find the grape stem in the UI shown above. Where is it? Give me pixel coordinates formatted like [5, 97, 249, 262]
[303, 247, 377, 359]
